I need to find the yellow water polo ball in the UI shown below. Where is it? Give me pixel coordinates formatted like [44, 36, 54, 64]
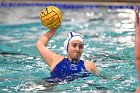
[40, 6, 62, 29]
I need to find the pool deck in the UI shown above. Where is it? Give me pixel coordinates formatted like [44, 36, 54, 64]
[0, 0, 139, 6]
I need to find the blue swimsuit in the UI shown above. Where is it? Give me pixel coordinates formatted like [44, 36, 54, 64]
[45, 58, 89, 83]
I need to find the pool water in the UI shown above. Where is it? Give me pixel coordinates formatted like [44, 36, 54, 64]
[0, 5, 138, 93]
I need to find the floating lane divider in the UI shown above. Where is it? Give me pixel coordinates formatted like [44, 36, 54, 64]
[0, 2, 139, 10]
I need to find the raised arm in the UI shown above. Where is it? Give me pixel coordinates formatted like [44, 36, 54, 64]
[36, 28, 62, 67]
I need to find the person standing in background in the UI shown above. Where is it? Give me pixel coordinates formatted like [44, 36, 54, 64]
[134, 5, 140, 93]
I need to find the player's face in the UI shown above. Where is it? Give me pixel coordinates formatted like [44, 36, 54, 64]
[67, 40, 84, 61]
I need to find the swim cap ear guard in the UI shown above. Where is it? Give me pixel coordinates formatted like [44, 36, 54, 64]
[64, 32, 84, 52]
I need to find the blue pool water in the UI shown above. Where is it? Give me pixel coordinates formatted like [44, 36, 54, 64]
[0, 3, 138, 93]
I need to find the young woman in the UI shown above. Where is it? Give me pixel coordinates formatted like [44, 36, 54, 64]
[36, 29, 99, 82]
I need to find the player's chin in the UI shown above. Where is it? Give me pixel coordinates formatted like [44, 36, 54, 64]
[72, 55, 81, 61]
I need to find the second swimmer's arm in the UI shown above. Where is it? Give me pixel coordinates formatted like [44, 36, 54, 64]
[135, 6, 140, 84]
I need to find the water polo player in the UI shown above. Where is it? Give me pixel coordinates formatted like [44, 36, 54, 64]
[36, 28, 99, 83]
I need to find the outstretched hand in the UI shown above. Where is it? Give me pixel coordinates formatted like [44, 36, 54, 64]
[49, 24, 61, 33]
[49, 27, 59, 34]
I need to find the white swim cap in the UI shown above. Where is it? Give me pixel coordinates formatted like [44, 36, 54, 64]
[64, 32, 84, 51]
